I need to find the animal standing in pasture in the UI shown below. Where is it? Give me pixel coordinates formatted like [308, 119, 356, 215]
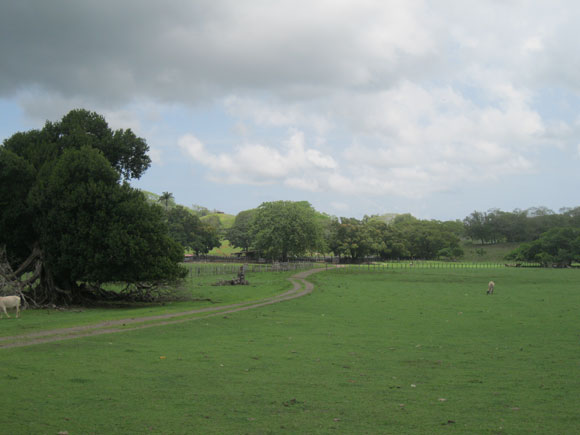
[0, 296, 21, 318]
[487, 281, 495, 295]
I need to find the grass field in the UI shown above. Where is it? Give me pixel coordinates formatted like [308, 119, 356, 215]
[1, 267, 579, 434]
[0, 269, 297, 339]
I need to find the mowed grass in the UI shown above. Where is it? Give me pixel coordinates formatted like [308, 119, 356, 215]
[1, 267, 579, 434]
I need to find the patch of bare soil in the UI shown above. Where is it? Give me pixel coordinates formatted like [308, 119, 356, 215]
[0, 268, 326, 349]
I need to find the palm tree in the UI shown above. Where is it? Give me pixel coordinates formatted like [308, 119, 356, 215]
[158, 191, 174, 210]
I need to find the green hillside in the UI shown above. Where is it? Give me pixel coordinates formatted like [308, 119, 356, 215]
[461, 241, 520, 263]
[200, 212, 235, 229]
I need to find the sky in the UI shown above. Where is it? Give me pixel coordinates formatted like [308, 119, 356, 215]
[1, 0, 580, 221]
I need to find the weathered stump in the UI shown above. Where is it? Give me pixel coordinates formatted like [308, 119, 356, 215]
[213, 266, 249, 286]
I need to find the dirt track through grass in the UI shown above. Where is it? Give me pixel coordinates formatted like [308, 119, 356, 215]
[0, 268, 323, 349]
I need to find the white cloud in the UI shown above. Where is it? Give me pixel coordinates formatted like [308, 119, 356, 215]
[4, 0, 580, 216]
[224, 96, 332, 135]
[284, 177, 321, 192]
[178, 130, 337, 186]
[522, 36, 544, 54]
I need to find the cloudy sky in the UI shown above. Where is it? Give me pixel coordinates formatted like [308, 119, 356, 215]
[1, 0, 579, 220]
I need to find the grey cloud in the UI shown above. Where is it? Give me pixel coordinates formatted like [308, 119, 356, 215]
[0, 0, 442, 106]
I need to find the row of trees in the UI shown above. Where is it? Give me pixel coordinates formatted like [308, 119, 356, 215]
[506, 228, 580, 267]
[463, 207, 580, 244]
[462, 207, 580, 266]
[326, 215, 463, 261]
[227, 204, 463, 261]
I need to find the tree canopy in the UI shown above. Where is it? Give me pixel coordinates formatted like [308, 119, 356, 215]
[463, 207, 579, 245]
[0, 109, 184, 304]
[506, 227, 580, 267]
[326, 214, 462, 261]
[166, 206, 220, 255]
[226, 209, 257, 253]
[252, 201, 324, 261]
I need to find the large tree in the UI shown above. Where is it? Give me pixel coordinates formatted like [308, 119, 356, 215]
[252, 201, 323, 261]
[0, 110, 185, 304]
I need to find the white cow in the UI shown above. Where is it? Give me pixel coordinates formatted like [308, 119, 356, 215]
[0, 296, 21, 318]
[487, 281, 495, 295]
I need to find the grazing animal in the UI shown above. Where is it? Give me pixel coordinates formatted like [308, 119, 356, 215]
[487, 281, 495, 295]
[0, 296, 21, 318]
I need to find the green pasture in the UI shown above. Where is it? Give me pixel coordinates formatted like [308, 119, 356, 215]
[0, 268, 296, 339]
[1, 267, 579, 434]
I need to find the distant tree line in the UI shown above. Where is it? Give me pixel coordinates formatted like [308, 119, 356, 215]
[227, 205, 464, 262]
[325, 214, 463, 261]
[463, 206, 580, 245]
[461, 207, 580, 267]
[226, 204, 580, 265]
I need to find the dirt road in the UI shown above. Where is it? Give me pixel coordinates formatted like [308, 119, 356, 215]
[0, 267, 325, 349]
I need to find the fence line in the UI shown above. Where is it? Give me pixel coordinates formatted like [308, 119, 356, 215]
[184, 262, 318, 279]
[184, 260, 546, 279]
[324, 261, 541, 272]
[185, 255, 543, 267]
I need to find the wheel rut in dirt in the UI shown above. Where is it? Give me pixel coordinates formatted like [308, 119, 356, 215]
[0, 267, 326, 349]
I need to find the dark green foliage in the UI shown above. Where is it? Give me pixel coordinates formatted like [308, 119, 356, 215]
[252, 201, 324, 260]
[0, 110, 183, 303]
[506, 227, 580, 267]
[43, 109, 151, 180]
[463, 207, 578, 245]
[226, 209, 257, 252]
[0, 149, 36, 262]
[392, 215, 462, 260]
[327, 217, 377, 260]
[166, 206, 219, 255]
[28, 147, 184, 286]
[327, 214, 462, 260]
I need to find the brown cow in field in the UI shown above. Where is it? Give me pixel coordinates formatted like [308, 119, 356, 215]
[487, 281, 495, 295]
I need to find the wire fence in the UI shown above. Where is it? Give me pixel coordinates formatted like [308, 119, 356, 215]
[185, 255, 543, 267]
[182, 259, 547, 279]
[183, 262, 318, 279]
[324, 261, 542, 272]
